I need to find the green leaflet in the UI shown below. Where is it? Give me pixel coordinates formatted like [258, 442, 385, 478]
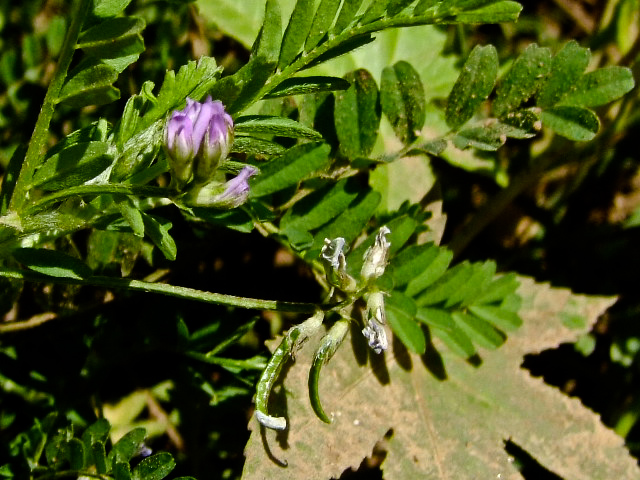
[449, 1, 522, 23]
[264, 76, 350, 98]
[76, 16, 145, 73]
[415, 261, 474, 306]
[231, 136, 287, 156]
[387, 291, 426, 354]
[250, 142, 332, 197]
[304, 189, 381, 260]
[446, 44, 498, 129]
[12, 248, 93, 280]
[131, 452, 175, 480]
[536, 40, 590, 109]
[472, 272, 520, 304]
[59, 14, 146, 107]
[541, 106, 600, 141]
[254, 0, 282, 65]
[108, 428, 147, 466]
[93, 442, 108, 474]
[141, 214, 177, 261]
[280, 177, 361, 248]
[333, 0, 365, 34]
[92, 0, 133, 18]
[114, 462, 132, 480]
[279, 0, 316, 69]
[404, 247, 453, 297]
[492, 44, 551, 118]
[334, 69, 381, 160]
[391, 243, 440, 288]
[453, 311, 505, 349]
[31, 141, 112, 191]
[381, 61, 427, 144]
[416, 307, 476, 358]
[469, 304, 522, 331]
[560, 66, 635, 108]
[445, 260, 496, 307]
[360, 0, 391, 24]
[113, 195, 145, 238]
[58, 58, 120, 107]
[235, 115, 323, 139]
[387, 0, 417, 16]
[306, 0, 342, 51]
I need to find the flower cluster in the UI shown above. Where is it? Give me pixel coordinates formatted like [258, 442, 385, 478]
[165, 97, 255, 209]
[321, 226, 391, 354]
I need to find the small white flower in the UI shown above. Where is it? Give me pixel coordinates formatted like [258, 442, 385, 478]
[361, 226, 391, 283]
[362, 291, 388, 354]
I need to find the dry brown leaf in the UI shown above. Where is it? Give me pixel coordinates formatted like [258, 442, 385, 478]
[242, 277, 638, 479]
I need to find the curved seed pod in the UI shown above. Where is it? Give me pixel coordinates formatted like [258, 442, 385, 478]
[309, 319, 350, 423]
[255, 310, 324, 430]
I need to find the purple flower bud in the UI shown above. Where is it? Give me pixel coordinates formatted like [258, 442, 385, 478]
[196, 100, 234, 183]
[186, 166, 258, 209]
[165, 113, 196, 185]
[165, 96, 234, 188]
[211, 166, 258, 208]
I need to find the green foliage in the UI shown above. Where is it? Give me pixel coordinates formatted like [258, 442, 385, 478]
[2, 415, 177, 480]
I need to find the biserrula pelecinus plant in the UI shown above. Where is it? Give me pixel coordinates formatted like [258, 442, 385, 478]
[0, 0, 638, 478]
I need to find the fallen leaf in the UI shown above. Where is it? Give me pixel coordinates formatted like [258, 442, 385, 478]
[242, 278, 638, 479]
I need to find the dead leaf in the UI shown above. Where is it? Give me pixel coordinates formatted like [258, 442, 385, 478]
[242, 277, 638, 479]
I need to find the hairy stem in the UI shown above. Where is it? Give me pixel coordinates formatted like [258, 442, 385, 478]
[0, 268, 318, 328]
[25, 184, 177, 216]
[9, 0, 91, 213]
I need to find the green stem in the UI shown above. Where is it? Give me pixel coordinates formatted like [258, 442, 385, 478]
[25, 184, 177, 215]
[9, 0, 91, 213]
[0, 268, 318, 328]
[36, 471, 110, 480]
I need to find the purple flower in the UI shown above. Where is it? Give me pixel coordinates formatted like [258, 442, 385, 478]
[212, 166, 258, 208]
[186, 166, 258, 208]
[165, 96, 234, 187]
